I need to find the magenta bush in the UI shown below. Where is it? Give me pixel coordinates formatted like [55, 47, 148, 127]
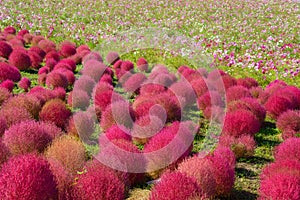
[102, 125, 131, 142]
[276, 110, 300, 133]
[0, 80, 14, 92]
[73, 159, 125, 200]
[28, 46, 46, 58]
[73, 75, 96, 96]
[18, 77, 31, 91]
[28, 51, 43, 69]
[3, 120, 53, 155]
[0, 62, 21, 82]
[274, 137, 300, 163]
[0, 87, 10, 107]
[213, 146, 236, 170]
[45, 71, 69, 89]
[106, 51, 120, 65]
[237, 77, 258, 89]
[39, 98, 72, 130]
[81, 59, 107, 82]
[177, 156, 216, 198]
[38, 39, 56, 53]
[100, 101, 135, 131]
[190, 78, 208, 98]
[0, 141, 10, 166]
[0, 41, 12, 58]
[82, 51, 103, 64]
[149, 171, 203, 200]
[222, 110, 260, 137]
[265, 94, 296, 120]
[136, 57, 148, 71]
[123, 73, 147, 94]
[226, 85, 252, 103]
[45, 51, 60, 62]
[0, 106, 33, 127]
[139, 83, 166, 96]
[94, 90, 124, 113]
[3, 26, 16, 34]
[0, 154, 58, 200]
[197, 91, 225, 111]
[60, 44, 76, 58]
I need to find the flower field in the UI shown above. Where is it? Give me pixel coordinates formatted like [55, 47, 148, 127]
[0, 0, 300, 200]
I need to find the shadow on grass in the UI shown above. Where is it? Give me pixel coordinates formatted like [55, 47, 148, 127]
[228, 189, 257, 200]
[236, 167, 257, 178]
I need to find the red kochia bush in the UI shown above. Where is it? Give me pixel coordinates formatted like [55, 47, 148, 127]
[45, 71, 69, 89]
[106, 51, 120, 65]
[226, 85, 252, 103]
[0, 154, 58, 200]
[150, 171, 203, 200]
[207, 153, 235, 197]
[100, 101, 135, 131]
[177, 156, 216, 198]
[73, 160, 125, 200]
[0, 107, 33, 127]
[103, 125, 131, 142]
[137, 57, 148, 71]
[28, 46, 46, 58]
[73, 75, 96, 96]
[3, 120, 53, 155]
[222, 110, 260, 137]
[259, 173, 300, 200]
[81, 59, 107, 82]
[28, 51, 43, 69]
[94, 89, 125, 114]
[0, 141, 10, 166]
[0, 41, 13, 58]
[38, 39, 56, 53]
[227, 97, 266, 123]
[0, 62, 21, 82]
[45, 135, 86, 175]
[8, 50, 31, 70]
[237, 77, 258, 89]
[265, 94, 296, 120]
[39, 98, 72, 130]
[3, 26, 16, 34]
[123, 73, 147, 94]
[213, 146, 236, 170]
[0, 87, 10, 107]
[190, 78, 208, 98]
[274, 137, 300, 163]
[276, 110, 300, 133]
[139, 83, 166, 96]
[59, 59, 76, 71]
[70, 111, 95, 140]
[18, 77, 31, 91]
[197, 91, 225, 111]
[82, 51, 103, 64]
[60, 44, 76, 58]
[0, 80, 14, 92]
[68, 89, 90, 110]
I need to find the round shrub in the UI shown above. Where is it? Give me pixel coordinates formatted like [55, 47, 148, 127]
[73, 160, 125, 200]
[203, 105, 225, 122]
[250, 86, 264, 99]
[0, 80, 14, 92]
[28, 46, 46, 58]
[81, 59, 107, 82]
[18, 77, 31, 91]
[31, 35, 45, 46]
[222, 110, 260, 137]
[169, 80, 197, 107]
[45, 51, 60, 62]
[46, 71, 69, 89]
[214, 75, 237, 95]
[219, 135, 256, 159]
[45, 135, 86, 175]
[17, 29, 29, 37]
[137, 57, 148, 71]
[45, 58, 58, 70]
[28, 86, 56, 105]
[177, 156, 216, 198]
[276, 110, 300, 133]
[236, 77, 258, 89]
[82, 51, 103, 64]
[2, 94, 41, 119]
[265, 94, 296, 120]
[213, 146, 236, 170]
[197, 91, 225, 111]
[274, 137, 300, 163]
[149, 171, 203, 200]
[190, 78, 208, 98]
[60, 44, 76, 58]
[38, 39, 56, 53]
[8, 50, 31, 70]
[226, 85, 252, 103]
[207, 153, 235, 197]
[59, 59, 76, 72]
[132, 115, 164, 144]
[28, 51, 43, 69]
[23, 33, 33, 44]
[71, 111, 95, 140]
[227, 97, 266, 123]
[0, 62, 21, 82]
[54, 68, 75, 86]
[259, 173, 300, 200]
[0, 107, 33, 127]
[139, 83, 166, 96]
[0, 87, 10, 107]
[100, 101, 135, 131]
[0, 154, 58, 200]
[152, 73, 174, 87]
[0, 141, 10, 166]
[69, 89, 90, 110]
[0, 41, 12, 58]
[207, 69, 226, 81]
[103, 124, 131, 142]
[3, 26, 16, 34]
[53, 62, 73, 71]
[123, 73, 147, 94]
[3, 120, 53, 155]
[94, 90, 124, 113]
[73, 75, 96, 96]
[99, 73, 113, 85]
[106, 51, 120, 65]
[39, 98, 72, 130]
[76, 44, 90, 53]
[121, 60, 134, 71]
